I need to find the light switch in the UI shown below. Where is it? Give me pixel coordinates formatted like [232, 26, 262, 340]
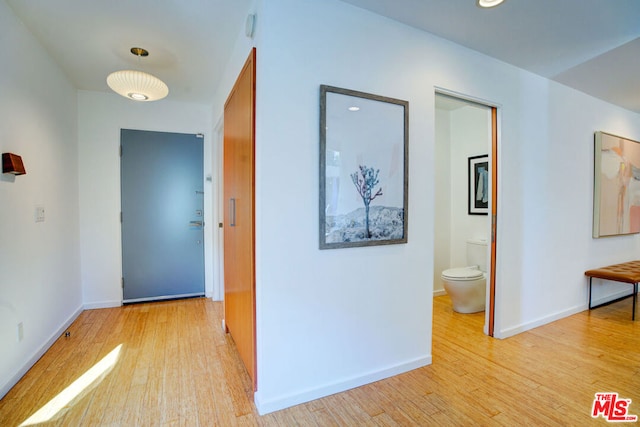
[35, 206, 45, 222]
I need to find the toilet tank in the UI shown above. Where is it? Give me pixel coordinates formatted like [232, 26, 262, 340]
[466, 238, 488, 272]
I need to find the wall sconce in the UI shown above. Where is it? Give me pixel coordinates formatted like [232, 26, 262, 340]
[2, 153, 26, 175]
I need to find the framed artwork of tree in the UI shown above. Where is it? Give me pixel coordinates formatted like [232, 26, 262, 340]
[319, 85, 408, 249]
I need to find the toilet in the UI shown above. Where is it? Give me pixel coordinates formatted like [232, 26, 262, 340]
[441, 239, 487, 313]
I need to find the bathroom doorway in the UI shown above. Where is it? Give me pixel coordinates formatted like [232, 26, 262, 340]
[434, 91, 498, 336]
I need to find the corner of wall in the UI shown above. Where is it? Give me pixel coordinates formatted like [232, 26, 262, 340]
[0, 304, 83, 399]
[254, 355, 432, 415]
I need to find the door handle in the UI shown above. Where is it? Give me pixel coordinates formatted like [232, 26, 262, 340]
[189, 221, 204, 227]
[230, 198, 236, 227]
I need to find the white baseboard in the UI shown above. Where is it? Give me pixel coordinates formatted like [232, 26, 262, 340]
[0, 305, 84, 399]
[495, 287, 639, 339]
[433, 289, 447, 297]
[254, 355, 432, 415]
[495, 303, 586, 339]
[589, 288, 638, 308]
[83, 300, 122, 310]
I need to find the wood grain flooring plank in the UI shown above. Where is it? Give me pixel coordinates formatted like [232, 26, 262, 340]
[2, 295, 640, 426]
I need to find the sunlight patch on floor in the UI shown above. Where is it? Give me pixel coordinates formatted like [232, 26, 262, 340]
[20, 344, 123, 426]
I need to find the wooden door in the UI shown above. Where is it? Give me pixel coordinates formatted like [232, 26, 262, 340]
[223, 48, 256, 388]
[488, 107, 498, 336]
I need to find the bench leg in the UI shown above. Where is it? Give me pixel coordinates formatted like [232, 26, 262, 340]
[587, 276, 637, 320]
[634, 283, 638, 321]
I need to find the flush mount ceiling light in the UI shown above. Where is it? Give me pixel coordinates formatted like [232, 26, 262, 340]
[477, 0, 505, 8]
[106, 47, 169, 102]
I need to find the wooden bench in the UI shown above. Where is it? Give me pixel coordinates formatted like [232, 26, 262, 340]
[585, 260, 640, 320]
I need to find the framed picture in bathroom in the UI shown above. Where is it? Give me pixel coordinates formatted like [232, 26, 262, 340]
[468, 155, 489, 215]
[319, 85, 409, 249]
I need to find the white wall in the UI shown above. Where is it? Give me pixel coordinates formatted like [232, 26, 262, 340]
[433, 108, 451, 294]
[434, 104, 490, 294]
[250, 0, 640, 413]
[254, 0, 434, 414]
[77, 91, 213, 308]
[449, 105, 491, 267]
[211, 0, 258, 127]
[0, 2, 81, 398]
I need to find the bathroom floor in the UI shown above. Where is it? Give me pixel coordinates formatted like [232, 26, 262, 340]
[433, 293, 486, 333]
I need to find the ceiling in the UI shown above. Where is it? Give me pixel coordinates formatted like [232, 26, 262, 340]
[5, 0, 252, 105]
[341, 0, 640, 113]
[6, 0, 640, 113]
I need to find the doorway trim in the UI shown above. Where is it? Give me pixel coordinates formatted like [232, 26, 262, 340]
[213, 116, 225, 302]
[435, 87, 501, 337]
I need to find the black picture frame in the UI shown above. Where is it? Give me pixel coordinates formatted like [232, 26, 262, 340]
[468, 155, 489, 215]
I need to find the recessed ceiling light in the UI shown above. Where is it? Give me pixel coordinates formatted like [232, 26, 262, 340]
[477, 0, 505, 8]
[348, 106, 360, 111]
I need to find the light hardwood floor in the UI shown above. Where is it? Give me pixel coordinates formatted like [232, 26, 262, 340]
[1, 295, 638, 426]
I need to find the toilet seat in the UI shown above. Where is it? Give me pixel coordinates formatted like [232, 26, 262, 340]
[442, 267, 484, 281]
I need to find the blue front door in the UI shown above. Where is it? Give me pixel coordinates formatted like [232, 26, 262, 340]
[121, 129, 205, 302]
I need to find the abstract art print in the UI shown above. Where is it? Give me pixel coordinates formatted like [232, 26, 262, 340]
[319, 85, 408, 249]
[468, 155, 489, 215]
[593, 131, 640, 238]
